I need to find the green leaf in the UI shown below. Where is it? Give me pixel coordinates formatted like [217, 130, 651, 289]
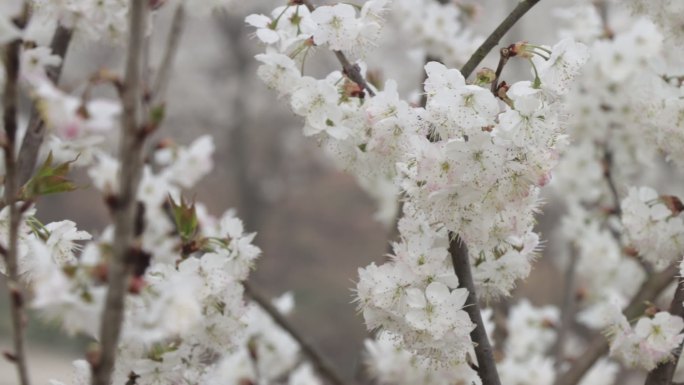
[168, 194, 199, 243]
[20, 152, 77, 200]
[149, 104, 166, 127]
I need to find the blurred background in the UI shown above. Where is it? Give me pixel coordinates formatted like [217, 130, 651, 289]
[0, 0, 609, 383]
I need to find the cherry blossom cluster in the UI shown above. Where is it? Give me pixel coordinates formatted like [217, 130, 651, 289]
[30, 134, 263, 384]
[363, 331, 480, 385]
[547, 0, 684, 377]
[355, 210, 474, 365]
[249, 0, 590, 371]
[629, 0, 684, 50]
[0, 2, 298, 384]
[606, 303, 684, 371]
[364, 300, 620, 385]
[206, 293, 323, 385]
[549, 3, 665, 333]
[559, 204, 645, 330]
[621, 187, 684, 270]
[397, 42, 588, 300]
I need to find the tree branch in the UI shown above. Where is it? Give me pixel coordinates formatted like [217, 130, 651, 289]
[602, 147, 622, 219]
[460, 0, 541, 79]
[554, 265, 678, 385]
[244, 282, 351, 385]
[301, 0, 375, 97]
[449, 234, 501, 385]
[17, 24, 73, 186]
[644, 276, 684, 385]
[553, 244, 579, 366]
[91, 2, 148, 385]
[151, 4, 185, 105]
[2, 4, 31, 385]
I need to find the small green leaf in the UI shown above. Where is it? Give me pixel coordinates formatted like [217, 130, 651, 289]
[20, 152, 77, 200]
[149, 104, 166, 127]
[168, 194, 199, 243]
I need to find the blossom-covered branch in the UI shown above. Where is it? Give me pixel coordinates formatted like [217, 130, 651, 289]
[152, 4, 186, 105]
[644, 278, 684, 385]
[301, 0, 376, 96]
[449, 236, 501, 385]
[91, 2, 149, 384]
[554, 265, 678, 385]
[2, 3, 31, 385]
[244, 283, 350, 385]
[16, 24, 73, 186]
[460, 0, 541, 78]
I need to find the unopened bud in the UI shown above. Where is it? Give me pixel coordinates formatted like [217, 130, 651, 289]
[149, 0, 167, 9]
[156, 137, 175, 150]
[343, 80, 364, 99]
[541, 318, 556, 329]
[9, 283, 23, 308]
[575, 286, 588, 302]
[661, 195, 684, 215]
[475, 68, 496, 85]
[644, 304, 659, 318]
[507, 42, 530, 58]
[496, 81, 511, 103]
[3, 351, 17, 362]
[93, 262, 109, 283]
[623, 245, 639, 257]
[86, 343, 102, 369]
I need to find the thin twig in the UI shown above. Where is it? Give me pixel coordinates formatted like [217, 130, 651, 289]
[91, 2, 148, 385]
[602, 147, 622, 219]
[460, 0, 541, 79]
[17, 24, 73, 186]
[644, 276, 684, 385]
[554, 265, 678, 385]
[2, 4, 31, 385]
[449, 233, 501, 385]
[490, 47, 511, 94]
[553, 244, 579, 366]
[244, 282, 350, 385]
[152, 4, 186, 104]
[301, 0, 375, 97]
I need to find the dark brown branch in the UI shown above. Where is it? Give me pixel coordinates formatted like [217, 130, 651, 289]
[17, 24, 73, 186]
[460, 0, 541, 79]
[301, 0, 375, 97]
[91, 2, 148, 385]
[449, 234, 501, 385]
[490, 47, 511, 94]
[2, 4, 31, 385]
[554, 265, 678, 385]
[244, 282, 350, 385]
[602, 147, 622, 218]
[644, 277, 684, 385]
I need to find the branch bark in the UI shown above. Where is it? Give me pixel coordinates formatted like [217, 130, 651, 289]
[449, 234, 501, 385]
[91, 2, 148, 385]
[17, 24, 73, 186]
[301, 0, 375, 97]
[554, 265, 678, 385]
[2, 4, 31, 385]
[151, 4, 185, 104]
[644, 277, 684, 385]
[244, 282, 351, 385]
[460, 0, 541, 79]
[553, 244, 579, 366]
